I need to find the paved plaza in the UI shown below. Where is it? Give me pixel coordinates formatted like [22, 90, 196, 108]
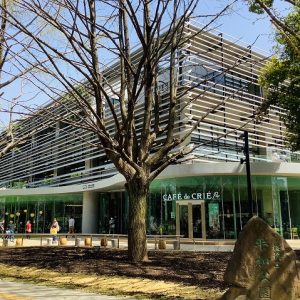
[0, 279, 134, 300]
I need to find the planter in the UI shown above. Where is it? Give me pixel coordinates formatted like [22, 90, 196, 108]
[59, 237, 68, 246]
[75, 238, 81, 247]
[15, 238, 23, 247]
[173, 240, 180, 250]
[111, 238, 118, 248]
[84, 237, 92, 247]
[100, 238, 107, 247]
[158, 239, 166, 250]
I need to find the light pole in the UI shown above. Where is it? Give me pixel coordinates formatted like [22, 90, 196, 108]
[240, 131, 253, 217]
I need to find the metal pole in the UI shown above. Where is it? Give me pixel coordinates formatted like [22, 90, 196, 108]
[243, 131, 253, 216]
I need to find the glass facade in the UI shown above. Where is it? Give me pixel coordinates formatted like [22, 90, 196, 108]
[148, 175, 300, 239]
[0, 194, 82, 234]
[98, 192, 128, 234]
[0, 175, 299, 239]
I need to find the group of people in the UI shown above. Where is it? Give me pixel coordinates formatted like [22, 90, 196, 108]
[0, 220, 32, 241]
[0, 216, 76, 241]
[0, 215, 122, 239]
[50, 216, 75, 239]
[1, 215, 122, 238]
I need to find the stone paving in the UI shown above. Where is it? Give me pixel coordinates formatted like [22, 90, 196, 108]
[0, 279, 134, 300]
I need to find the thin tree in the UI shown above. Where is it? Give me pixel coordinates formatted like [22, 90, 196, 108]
[0, 0, 46, 157]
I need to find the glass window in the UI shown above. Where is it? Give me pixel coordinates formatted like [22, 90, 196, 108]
[0, 194, 82, 234]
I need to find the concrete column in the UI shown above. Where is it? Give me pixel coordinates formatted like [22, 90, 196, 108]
[82, 191, 99, 233]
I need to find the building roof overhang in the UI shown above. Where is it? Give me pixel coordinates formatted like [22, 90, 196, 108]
[0, 161, 299, 197]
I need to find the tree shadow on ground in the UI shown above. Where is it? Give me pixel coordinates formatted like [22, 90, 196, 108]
[0, 247, 234, 289]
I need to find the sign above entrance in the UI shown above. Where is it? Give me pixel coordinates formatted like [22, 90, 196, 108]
[82, 183, 95, 190]
[163, 191, 220, 201]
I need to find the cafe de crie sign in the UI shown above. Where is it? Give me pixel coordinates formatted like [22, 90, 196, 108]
[163, 191, 220, 201]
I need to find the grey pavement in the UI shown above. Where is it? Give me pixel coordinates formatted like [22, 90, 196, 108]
[0, 279, 134, 300]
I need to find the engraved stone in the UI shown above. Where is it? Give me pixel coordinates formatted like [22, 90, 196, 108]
[220, 216, 300, 300]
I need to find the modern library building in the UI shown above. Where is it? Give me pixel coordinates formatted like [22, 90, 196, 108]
[0, 24, 299, 240]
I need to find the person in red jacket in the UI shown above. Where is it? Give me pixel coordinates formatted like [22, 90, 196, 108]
[25, 220, 32, 239]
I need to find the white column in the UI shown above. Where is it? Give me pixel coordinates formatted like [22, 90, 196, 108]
[82, 191, 99, 233]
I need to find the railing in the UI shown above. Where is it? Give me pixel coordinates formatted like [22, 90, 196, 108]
[1, 233, 183, 249]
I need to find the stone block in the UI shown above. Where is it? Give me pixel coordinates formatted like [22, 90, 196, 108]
[221, 216, 300, 300]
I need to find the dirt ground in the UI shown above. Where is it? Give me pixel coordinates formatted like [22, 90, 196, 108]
[0, 247, 230, 288]
[0, 247, 232, 299]
[3, 247, 299, 299]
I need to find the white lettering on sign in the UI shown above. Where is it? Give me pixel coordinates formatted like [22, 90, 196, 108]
[162, 191, 220, 201]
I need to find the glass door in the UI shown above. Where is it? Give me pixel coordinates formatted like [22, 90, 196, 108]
[192, 205, 202, 238]
[179, 205, 188, 237]
[176, 201, 206, 239]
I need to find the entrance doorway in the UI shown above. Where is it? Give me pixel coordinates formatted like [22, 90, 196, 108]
[64, 204, 83, 233]
[98, 192, 127, 234]
[175, 200, 206, 239]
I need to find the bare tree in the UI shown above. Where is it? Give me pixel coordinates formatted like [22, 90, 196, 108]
[0, 0, 46, 158]
[3, 0, 266, 261]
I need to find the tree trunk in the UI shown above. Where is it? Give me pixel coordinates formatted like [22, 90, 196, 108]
[126, 180, 148, 262]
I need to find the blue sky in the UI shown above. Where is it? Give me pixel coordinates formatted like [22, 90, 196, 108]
[198, 0, 289, 54]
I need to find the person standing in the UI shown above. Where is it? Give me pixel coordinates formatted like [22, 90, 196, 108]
[25, 220, 32, 239]
[50, 224, 58, 242]
[68, 216, 75, 234]
[50, 218, 59, 242]
[108, 217, 115, 234]
[7, 220, 15, 242]
[0, 220, 4, 235]
[149, 216, 157, 234]
[52, 218, 59, 231]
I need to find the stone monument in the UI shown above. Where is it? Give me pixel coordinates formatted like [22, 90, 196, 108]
[220, 216, 300, 300]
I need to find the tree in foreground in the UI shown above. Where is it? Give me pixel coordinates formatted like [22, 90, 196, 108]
[3, 0, 264, 261]
[248, 0, 300, 150]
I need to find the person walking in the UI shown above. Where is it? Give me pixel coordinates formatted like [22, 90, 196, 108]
[68, 216, 75, 234]
[25, 220, 32, 239]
